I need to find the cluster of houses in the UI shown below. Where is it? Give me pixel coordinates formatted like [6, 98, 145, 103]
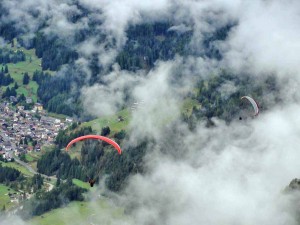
[0, 102, 73, 160]
[7, 190, 30, 203]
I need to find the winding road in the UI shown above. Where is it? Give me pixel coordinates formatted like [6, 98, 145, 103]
[1, 131, 57, 192]
[12, 155, 57, 180]
[0, 131, 56, 180]
[11, 155, 57, 192]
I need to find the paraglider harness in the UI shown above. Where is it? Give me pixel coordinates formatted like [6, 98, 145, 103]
[88, 178, 96, 187]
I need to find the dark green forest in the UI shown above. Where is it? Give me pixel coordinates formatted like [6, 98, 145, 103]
[33, 69, 84, 116]
[0, 48, 25, 64]
[116, 22, 192, 71]
[0, 162, 45, 194]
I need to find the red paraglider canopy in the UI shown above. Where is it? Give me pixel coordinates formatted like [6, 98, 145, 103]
[65, 135, 122, 154]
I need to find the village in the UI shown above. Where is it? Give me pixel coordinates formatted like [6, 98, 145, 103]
[0, 99, 73, 161]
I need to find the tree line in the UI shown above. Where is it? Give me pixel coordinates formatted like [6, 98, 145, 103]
[19, 179, 86, 220]
[33, 68, 84, 116]
[116, 22, 192, 71]
[0, 48, 25, 64]
[0, 164, 21, 183]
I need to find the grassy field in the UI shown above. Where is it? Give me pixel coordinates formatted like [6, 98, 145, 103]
[29, 199, 128, 225]
[27, 151, 42, 160]
[26, 151, 42, 171]
[7, 46, 41, 75]
[25, 154, 35, 162]
[0, 184, 16, 210]
[82, 108, 131, 134]
[2, 39, 52, 102]
[72, 179, 91, 190]
[181, 98, 201, 117]
[47, 112, 68, 120]
[0, 161, 33, 177]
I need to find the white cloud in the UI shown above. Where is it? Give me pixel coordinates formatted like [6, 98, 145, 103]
[221, 0, 300, 76]
[81, 64, 144, 117]
[122, 105, 300, 225]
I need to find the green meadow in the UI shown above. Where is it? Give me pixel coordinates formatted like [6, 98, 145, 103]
[2, 39, 52, 102]
[25, 154, 35, 162]
[82, 108, 131, 134]
[181, 98, 201, 117]
[0, 184, 16, 210]
[72, 179, 91, 190]
[29, 199, 128, 225]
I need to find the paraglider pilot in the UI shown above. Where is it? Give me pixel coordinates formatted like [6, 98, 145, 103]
[89, 178, 96, 187]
